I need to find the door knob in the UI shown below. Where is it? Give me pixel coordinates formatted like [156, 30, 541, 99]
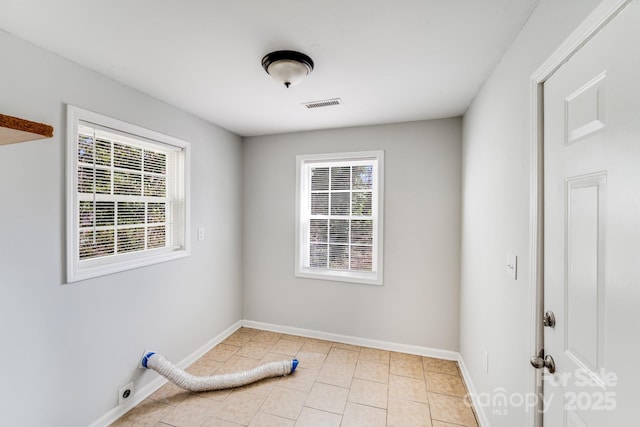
[544, 311, 556, 328]
[530, 351, 556, 374]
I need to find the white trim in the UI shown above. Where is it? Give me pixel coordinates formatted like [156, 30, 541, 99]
[530, 0, 631, 84]
[295, 150, 385, 286]
[457, 356, 490, 427]
[88, 320, 243, 427]
[528, 1, 631, 426]
[245, 320, 489, 425]
[241, 320, 459, 361]
[91, 319, 491, 426]
[66, 104, 191, 282]
[528, 67, 545, 427]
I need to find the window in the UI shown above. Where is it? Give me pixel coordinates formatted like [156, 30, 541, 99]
[295, 151, 384, 285]
[66, 105, 190, 282]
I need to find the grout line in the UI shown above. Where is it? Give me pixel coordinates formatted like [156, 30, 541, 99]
[242, 319, 460, 360]
[89, 320, 244, 427]
[106, 321, 488, 427]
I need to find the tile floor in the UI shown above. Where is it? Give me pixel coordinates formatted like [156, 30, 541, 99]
[111, 328, 478, 427]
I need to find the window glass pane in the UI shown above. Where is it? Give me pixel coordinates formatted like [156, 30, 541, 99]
[311, 167, 329, 191]
[310, 219, 328, 243]
[351, 220, 373, 244]
[114, 171, 142, 195]
[330, 192, 350, 215]
[95, 139, 111, 166]
[144, 175, 166, 197]
[78, 166, 93, 193]
[351, 246, 372, 271]
[117, 202, 145, 225]
[79, 201, 117, 228]
[329, 219, 349, 243]
[117, 228, 145, 253]
[79, 201, 93, 228]
[96, 202, 115, 226]
[95, 168, 112, 194]
[114, 143, 142, 171]
[311, 193, 329, 215]
[310, 244, 328, 268]
[78, 135, 94, 164]
[147, 202, 166, 224]
[79, 229, 114, 260]
[147, 226, 166, 249]
[331, 166, 351, 190]
[352, 192, 372, 216]
[144, 151, 166, 174]
[329, 244, 349, 269]
[352, 165, 373, 190]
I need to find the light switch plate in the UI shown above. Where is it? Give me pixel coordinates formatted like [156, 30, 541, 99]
[506, 253, 517, 279]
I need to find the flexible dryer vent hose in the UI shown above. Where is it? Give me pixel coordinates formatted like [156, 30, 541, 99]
[141, 352, 298, 392]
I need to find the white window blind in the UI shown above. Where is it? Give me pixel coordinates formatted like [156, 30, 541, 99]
[296, 151, 384, 285]
[67, 106, 190, 282]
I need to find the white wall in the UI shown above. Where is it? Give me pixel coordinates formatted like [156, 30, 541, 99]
[460, 0, 602, 425]
[243, 119, 461, 350]
[0, 30, 243, 426]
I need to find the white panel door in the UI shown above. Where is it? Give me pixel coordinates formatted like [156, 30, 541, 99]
[543, 1, 640, 425]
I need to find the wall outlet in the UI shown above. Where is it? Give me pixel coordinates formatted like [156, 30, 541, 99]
[484, 349, 489, 373]
[197, 227, 205, 241]
[118, 382, 134, 405]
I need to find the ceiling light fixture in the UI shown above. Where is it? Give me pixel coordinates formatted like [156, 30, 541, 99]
[261, 50, 314, 88]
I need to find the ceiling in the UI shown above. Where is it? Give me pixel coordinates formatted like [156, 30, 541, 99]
[0, 0, 540, 137]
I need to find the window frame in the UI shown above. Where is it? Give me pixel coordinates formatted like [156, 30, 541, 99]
[66, 105, 190, 283]
[295, 150, 384, 286]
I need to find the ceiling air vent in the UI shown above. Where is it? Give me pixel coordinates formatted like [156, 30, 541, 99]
[302, 98, 343, 109]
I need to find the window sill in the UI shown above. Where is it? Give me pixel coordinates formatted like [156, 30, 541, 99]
[295, 267, 382, 286]
[68, 247, 189, 283]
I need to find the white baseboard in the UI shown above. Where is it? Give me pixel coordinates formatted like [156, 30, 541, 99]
[457, 355, 490, 427]
[242, 320, 459, 360]
[91, 319, 490, 427]
[243, 320, 489, 426]
[88, 320, 243, 427]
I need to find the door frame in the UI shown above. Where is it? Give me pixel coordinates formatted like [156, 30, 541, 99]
[528, 1, 631, 426]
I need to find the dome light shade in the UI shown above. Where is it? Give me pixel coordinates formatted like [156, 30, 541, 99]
[261, 50, 314, 88]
